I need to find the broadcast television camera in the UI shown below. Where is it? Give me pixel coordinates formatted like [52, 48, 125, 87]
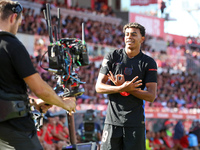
[41, 3, 89, 97]
[78, 110, 101, 143]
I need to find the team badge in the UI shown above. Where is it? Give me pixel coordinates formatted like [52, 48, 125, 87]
[124, 67, 132, 75]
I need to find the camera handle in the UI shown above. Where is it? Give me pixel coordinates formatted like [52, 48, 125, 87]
[64, 84, 77, 147]
[67, 113, 77, 145]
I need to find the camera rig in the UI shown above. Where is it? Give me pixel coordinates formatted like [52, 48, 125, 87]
[41, 4, 89, 97]
[38, 4, 98, 150]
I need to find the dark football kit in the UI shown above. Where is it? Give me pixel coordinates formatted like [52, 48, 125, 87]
[100, 49, 157, 150]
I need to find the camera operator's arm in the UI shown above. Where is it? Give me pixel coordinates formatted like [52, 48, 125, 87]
[24, 73, 76, 114]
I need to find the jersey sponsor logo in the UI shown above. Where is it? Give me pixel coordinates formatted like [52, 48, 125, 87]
[149, 69, 157, 71]
[124, 67, 132, 75]
[102, 130, 108, 142]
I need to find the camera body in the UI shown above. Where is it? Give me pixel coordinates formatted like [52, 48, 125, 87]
[48, 38, 89, 73]
[42, 3, 89, 97]
[60, 38, 89, 67]
[47, 38, 89, 97]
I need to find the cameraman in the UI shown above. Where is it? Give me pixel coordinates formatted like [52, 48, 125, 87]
[0, 0, 76, 150]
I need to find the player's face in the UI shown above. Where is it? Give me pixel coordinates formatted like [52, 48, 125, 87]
[124, 27, 145, 50]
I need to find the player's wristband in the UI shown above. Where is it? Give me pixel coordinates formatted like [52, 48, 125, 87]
[120, 92, 130, 96]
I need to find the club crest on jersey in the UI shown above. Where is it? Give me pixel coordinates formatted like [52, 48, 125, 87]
[124, 67, 132, 75]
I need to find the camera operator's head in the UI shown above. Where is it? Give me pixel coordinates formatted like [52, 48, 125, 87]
[0, 0, 23, 35]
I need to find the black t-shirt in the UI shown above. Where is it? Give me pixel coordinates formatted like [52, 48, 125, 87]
[0, 31, 37, 131]
[0, 32, 37, 94]
[100, 49, 157, 127]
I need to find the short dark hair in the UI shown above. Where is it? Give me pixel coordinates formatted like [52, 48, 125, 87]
[0, 0, 23, 21]
[123, 22, 146, 37]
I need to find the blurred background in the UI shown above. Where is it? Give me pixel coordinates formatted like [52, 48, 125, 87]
[15, 0, 200, 149]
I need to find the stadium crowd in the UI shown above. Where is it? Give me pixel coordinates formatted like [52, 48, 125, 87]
[19, 7, 123, 48]
[16, 1, 200, 150]
[37, 112, 70, 150]
[36, 110, 200, 150]
[145, 122, 200, 150]
[29, 0, 116, 17]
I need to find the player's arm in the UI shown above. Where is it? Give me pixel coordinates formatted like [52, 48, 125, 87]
[107, 71, 156, 102]
[95, 73, 141, 94]
[95, 54, 124, 94]
[95, 73, 120, 94]
[129, 58, 157, 102]
[127, 82, 157, 102]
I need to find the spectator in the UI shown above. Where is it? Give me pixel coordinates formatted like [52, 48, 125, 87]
[46, 111, 69, 150]
[153, 131, 165, 150]
[159, 128, 175, 149]
[188, 131, 199, 150]
[37, 118, 56, 150]
[56, 114, 70, 144]
[146, 130, 153, 150]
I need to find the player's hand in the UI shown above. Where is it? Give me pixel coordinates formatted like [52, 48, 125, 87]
[62, 97, 76, 115]
[107, 71, 125, 86]
[119, 76, 142, 92]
